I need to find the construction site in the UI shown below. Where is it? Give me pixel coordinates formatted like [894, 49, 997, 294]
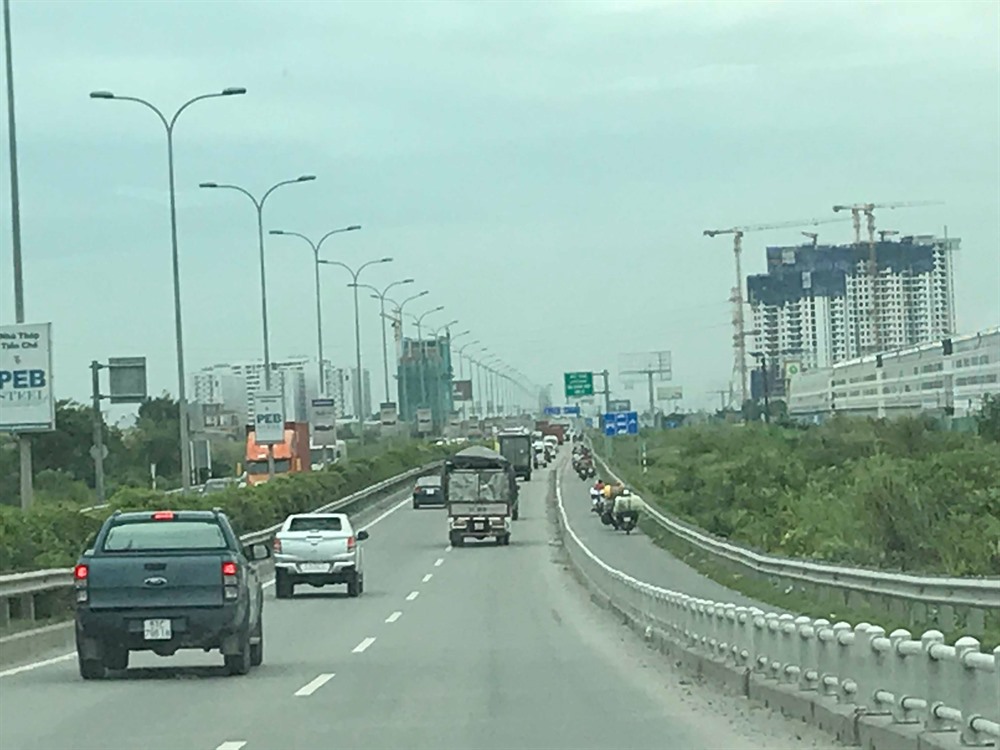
[704, 201, 957, 407]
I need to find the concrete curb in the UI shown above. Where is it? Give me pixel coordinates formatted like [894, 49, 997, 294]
[550, 472, 971, 750]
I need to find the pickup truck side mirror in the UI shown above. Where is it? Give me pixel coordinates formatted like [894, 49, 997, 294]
[356, 530, 370, 541]
[248, 543, 271, 561]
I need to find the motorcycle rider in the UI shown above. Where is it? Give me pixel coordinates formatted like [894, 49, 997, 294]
[613, 486, 641, 532]
[590, 480, 604, 510]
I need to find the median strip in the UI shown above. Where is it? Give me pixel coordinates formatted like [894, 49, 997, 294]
[294, 672, 335, 697]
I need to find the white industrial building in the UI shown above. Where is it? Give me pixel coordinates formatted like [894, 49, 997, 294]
[747, 235, 957, 374]
[787, 327, 999, 421]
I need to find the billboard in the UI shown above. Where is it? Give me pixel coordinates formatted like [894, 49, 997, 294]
[452, 379, 473, 401]
[656, 386, 683, 401]
[608, 399, 631, 412]
[107, 357, 147, 404]
[254, 391, 286, 445]
[311, 398, 337, 446]
[0, 322, 56, 432]
[380, 402, 398, 426]
[416, 407, 433, 435]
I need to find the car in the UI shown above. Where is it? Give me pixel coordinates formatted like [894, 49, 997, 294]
[73, 508, 269, 680]
[272, 513, 369, 599]
[412, 475, 444, 508]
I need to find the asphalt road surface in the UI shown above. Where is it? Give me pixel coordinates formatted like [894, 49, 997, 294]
[564, 463, 779, 611]
[0, 458, 837, 750]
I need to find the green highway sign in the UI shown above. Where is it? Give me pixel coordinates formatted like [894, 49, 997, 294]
[564, 371, 594, 398]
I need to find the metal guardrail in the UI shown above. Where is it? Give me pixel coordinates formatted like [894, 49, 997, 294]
[594, 452, 1000, 611]
[0, 464, 438, 628]
[555, 475, 1000, 747]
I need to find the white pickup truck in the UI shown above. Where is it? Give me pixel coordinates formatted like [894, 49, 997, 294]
[272, 513, 368, 599]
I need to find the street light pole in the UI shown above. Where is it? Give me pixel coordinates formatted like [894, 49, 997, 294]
[412, 306, 444, 413]
[352, 279, 414, 404]
[455, 339, 480, 421]
[200, 175, 316, 477]
[3, 0, 33, 509]
[91, 85, 246, 491]
[269, 226, 361, 396]
[319, 257, 394, 442]
[384, 290, 429, 423]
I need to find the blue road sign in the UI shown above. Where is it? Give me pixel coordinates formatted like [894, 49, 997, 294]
[544, 406, 561, 416]
[562, 405, 581, 416]
[585, 417, 594, 428]
[603, 411, 639, 436]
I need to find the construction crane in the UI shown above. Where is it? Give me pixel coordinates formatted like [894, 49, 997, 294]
[703, 216, 851, 408]
[878, 229, 899, 242]
[801, 231, 819, 248]
[831, 200, 944, 353]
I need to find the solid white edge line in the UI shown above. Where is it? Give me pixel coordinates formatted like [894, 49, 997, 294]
[422, 573, 433, 583]
[215, 742, 248, 750]
[385, 611, 402, 623]
[1, 489, 416, 678]
[406, 590, 420, 601]
[434, 558, 444, 567]
[0, 652, 75, 678]
[294, 672, 335, 697]
[353, 636, 376, 653]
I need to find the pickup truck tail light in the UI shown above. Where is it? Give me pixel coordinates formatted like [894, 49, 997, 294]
[273, 537, 282, 554]
[347, 535, 356, 552]
[74, 564, 89, 603]
[222, 561, 239, 600]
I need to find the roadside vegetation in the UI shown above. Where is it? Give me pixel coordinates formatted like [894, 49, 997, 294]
[0, 440, 452, 574]
[601, 401, 1000, 578]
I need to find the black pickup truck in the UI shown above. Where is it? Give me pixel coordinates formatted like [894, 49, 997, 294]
[73, 508, 270, 679]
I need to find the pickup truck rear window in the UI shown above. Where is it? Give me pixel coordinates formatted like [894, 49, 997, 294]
[287, 517, 343, 532]
[102, 520, 228, 552]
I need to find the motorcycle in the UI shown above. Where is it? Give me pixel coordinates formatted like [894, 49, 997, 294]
[616, 510, 639, 534]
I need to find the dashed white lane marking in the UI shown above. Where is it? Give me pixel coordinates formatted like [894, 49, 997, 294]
[406, 590, 420, 601]
[294, 672, 335, 697]
[385, 611, 402, 623]
[422, 573, 433, 583]
[446, 545, 453, 552]
[0, 652, 74, 678]
[215, 742, 248, 750]
[353, 637, 377, 653]
[434, 558, 444, 567]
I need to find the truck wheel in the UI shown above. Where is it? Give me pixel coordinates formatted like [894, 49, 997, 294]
[512, 507, 520, 521]
[347, 572, 360, 598]
[448, 530, 460, 547]
[249, 614, 264, 667]
[78, 655, 106, 680]
[357, 573, 365, 595]
[224, 630, 252, 676]
[274, 569, 293, 599]
[502, 534, 511, 546]
[103, 645, 129, 671]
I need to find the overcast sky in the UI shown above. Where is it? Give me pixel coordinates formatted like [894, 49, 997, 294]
[1, 0, 998, 414]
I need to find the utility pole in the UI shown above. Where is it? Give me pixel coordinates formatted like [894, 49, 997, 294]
[4, 0, 33, 509]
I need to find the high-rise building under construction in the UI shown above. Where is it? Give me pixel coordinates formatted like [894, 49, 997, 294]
[746, 234, 957, 376]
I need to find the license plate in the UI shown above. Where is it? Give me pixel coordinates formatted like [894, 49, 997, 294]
[143, 618, 172, 640]
[474, 522, 486, 531]
[300, 563, 329, 573]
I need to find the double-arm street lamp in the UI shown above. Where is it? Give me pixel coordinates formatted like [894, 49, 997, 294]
[90, 85, 246, 490]
[319, 257, 393, 441]
[353, 278, 414, 404]
[269, 226, 361, 394]
[412, 307, 444, 408]
[382, 290, 429, 420]
[200, 176, 316, 477]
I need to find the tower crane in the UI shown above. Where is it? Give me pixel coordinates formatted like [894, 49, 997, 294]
[831, 200, 944, 353]
[801, 231, 819, 248]
[703, 216, 851, 407]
